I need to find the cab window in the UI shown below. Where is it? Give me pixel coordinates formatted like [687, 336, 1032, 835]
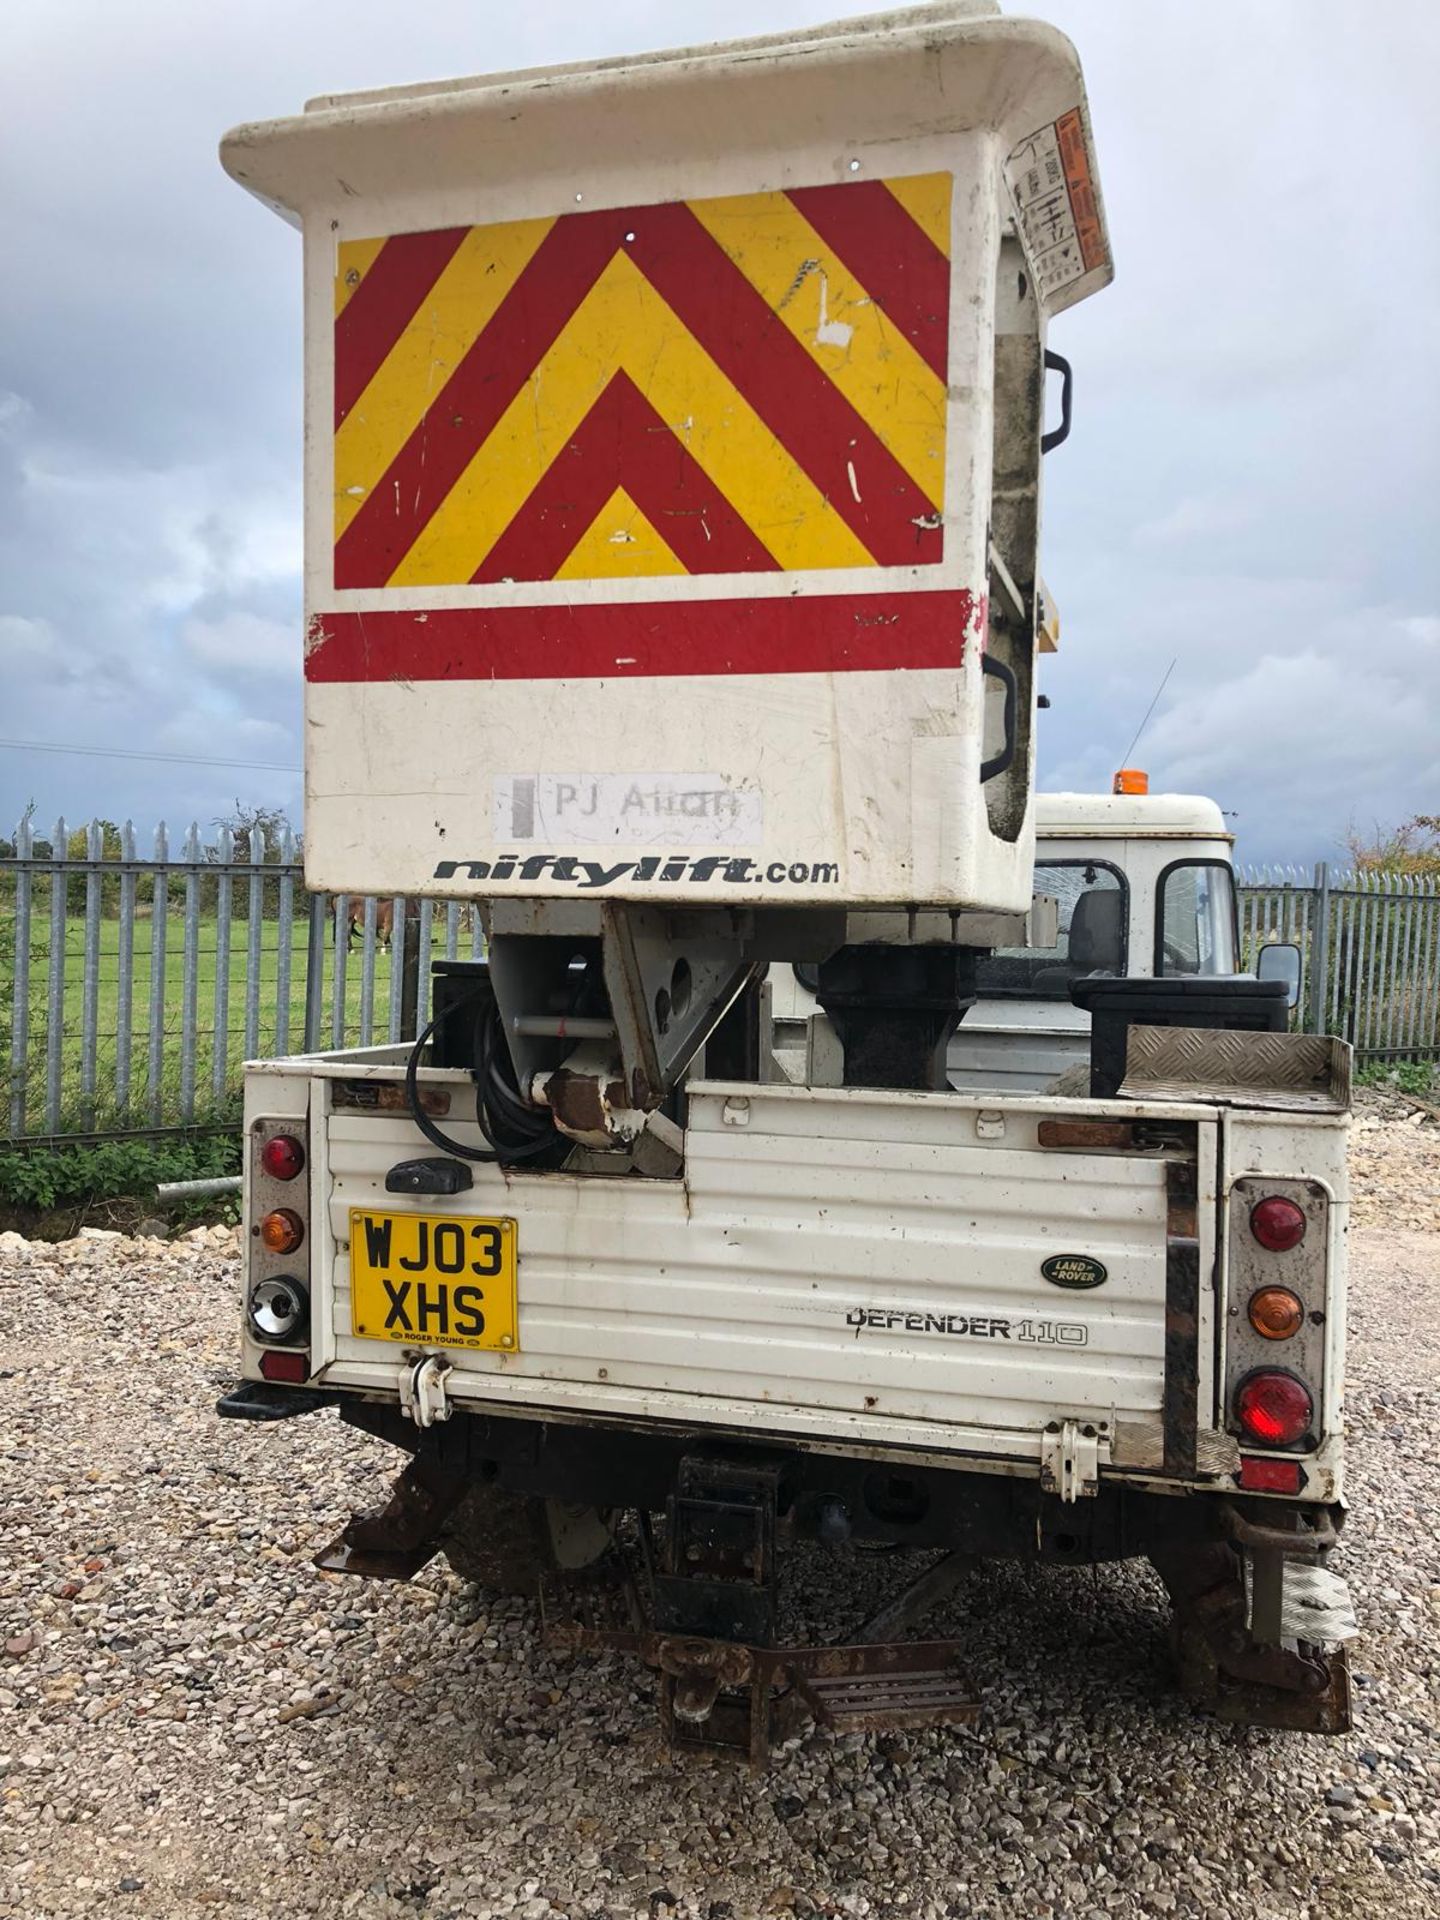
[975, 860, 1127, 999]
[1155, 861, 1238, 976]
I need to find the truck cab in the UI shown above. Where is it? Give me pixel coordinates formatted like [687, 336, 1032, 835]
[771, 783, 1245, 1095]
[950, 785, 1241, 1092]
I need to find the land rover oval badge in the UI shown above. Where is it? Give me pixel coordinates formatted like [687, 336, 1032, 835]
[1042, 1254, 1107, 1291]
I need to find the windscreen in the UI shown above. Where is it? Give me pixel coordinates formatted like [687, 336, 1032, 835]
[1156, 861, 1239, 976]
[974, 860, 1126, 999]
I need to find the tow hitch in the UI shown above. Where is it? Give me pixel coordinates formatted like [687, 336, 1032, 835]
[542, 1456, 979, 1769]
[311, 1441, 979, 1765]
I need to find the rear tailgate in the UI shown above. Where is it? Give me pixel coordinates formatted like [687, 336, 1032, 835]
[312, 1077, 1217, 1474]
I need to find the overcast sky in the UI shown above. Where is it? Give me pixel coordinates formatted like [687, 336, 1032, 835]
[3, 1, 1436, 864]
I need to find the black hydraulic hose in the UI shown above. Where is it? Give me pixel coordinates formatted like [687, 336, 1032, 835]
[473, 1003, 563, 1161]
[401, 997, 562, 1165]
[403, 1013, 497, 1163]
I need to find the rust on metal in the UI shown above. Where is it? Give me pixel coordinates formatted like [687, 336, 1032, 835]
[1153, 1533, 1352, 1731]
[1219, 1501, 1338, 1556]
[795, 1647, 980, 1735]
[1210, 1644, 1353, 1734]
[541, 1598, 978, 1764]
[1165, 1157, 1199, 1239]
[1163, 1158, 1200, 1476]
[1174, 1577, 1352, 1728]
[542, 1067, 612, 1136]
[655, 1635, 755, 1686]
[314, 1451, 466, 1582]
[539, 1481, 978, 1764]
[332, 1078, 451, 1115]
[1037, 1119, 1135, 1151]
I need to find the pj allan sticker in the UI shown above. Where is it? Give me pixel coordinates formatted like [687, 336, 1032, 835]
[1041, 1253, 1107, 1291]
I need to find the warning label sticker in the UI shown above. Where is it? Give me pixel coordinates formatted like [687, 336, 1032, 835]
[1005, 109, 1109, 302]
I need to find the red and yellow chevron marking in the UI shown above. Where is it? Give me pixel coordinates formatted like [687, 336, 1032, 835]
[332, 175, 951, 589]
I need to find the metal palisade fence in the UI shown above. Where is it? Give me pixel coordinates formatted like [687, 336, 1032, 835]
[1, 816, 482, 1141]
[3, 824, 1439, 1142]
[1239, 862, 1440, 1062]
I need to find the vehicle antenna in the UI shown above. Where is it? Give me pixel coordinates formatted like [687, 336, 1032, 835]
[1118, 657, 1177, 768]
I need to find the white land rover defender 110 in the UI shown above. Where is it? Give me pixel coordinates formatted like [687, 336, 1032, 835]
[218, 5, 1355, 1762]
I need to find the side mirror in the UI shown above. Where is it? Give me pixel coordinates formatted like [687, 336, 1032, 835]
[1256, 942, 1302, 1010]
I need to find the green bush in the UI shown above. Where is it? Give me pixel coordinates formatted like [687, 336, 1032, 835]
[1356, 1059, 1437, 1099]
[0, 1131, 241, 1211]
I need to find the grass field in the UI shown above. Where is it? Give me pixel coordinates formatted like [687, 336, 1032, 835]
[1, 902, 480, 1136]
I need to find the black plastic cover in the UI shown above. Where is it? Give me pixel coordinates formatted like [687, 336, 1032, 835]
[384, 1155, 474, 1195]
[1071, 975, 1289, 1099]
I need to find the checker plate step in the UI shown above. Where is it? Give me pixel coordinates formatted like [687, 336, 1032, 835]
[798, 1663, 979, 1733]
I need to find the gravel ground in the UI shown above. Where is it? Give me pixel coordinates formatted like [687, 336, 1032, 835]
[2, 1115, 1439, 1920]
[1349, 1086, 1440, 1231]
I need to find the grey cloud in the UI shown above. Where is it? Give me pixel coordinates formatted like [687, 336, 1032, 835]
[180, 611, 296, 679]
[3, 0, 1436, 866]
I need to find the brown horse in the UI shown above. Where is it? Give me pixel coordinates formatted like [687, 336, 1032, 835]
[343, 897, 405, 950]
[340, 896, 471, 951]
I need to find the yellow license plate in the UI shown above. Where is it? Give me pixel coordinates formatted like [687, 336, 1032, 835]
[348, 1209, 518, 1352]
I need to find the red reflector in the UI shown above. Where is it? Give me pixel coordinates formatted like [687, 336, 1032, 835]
[259, 1350, 310, 1384]
[261, 1133, 305, 1181]
[1250, 1195, 1306, 1252]
[1236, 1370, 1313, 1448]
[1238, 1455, 1303, 1494]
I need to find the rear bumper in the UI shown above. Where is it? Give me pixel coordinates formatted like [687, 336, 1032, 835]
[218, 1383, 1341, 1562]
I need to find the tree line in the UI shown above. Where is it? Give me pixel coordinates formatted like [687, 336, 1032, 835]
[0, 804, 304, 918]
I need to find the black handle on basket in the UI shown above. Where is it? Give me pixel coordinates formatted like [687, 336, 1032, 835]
[1041, 349, 1073, 454]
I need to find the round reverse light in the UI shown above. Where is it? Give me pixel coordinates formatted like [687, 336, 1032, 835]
[1235, 1369, 1313, 1448]
[247, 1275, 309, 1345]
[260, 1133, 305, 1182]
[259, 1208, 305, 1255]
[1250, 1194, 1306, 1252]
[1248, 1285, 1304, 1341]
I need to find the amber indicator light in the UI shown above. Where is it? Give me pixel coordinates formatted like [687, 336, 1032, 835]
[1248, 1285, 1304, 1341]
[259, 1208, 305, 1255]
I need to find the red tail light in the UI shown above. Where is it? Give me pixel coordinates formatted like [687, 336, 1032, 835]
[261, 1133, 305, 1181]
[1250, 1195, 1306, 1252]
[1235, 1370, 1313, 1448]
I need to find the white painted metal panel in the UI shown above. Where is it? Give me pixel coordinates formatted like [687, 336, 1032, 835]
[947, 1005, 1089, 1093]
[311, 1079, 1213, 1465]
[1037, 794, 1231, 839]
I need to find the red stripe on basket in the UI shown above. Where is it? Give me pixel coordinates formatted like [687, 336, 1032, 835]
[304, 591, 981, 682]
